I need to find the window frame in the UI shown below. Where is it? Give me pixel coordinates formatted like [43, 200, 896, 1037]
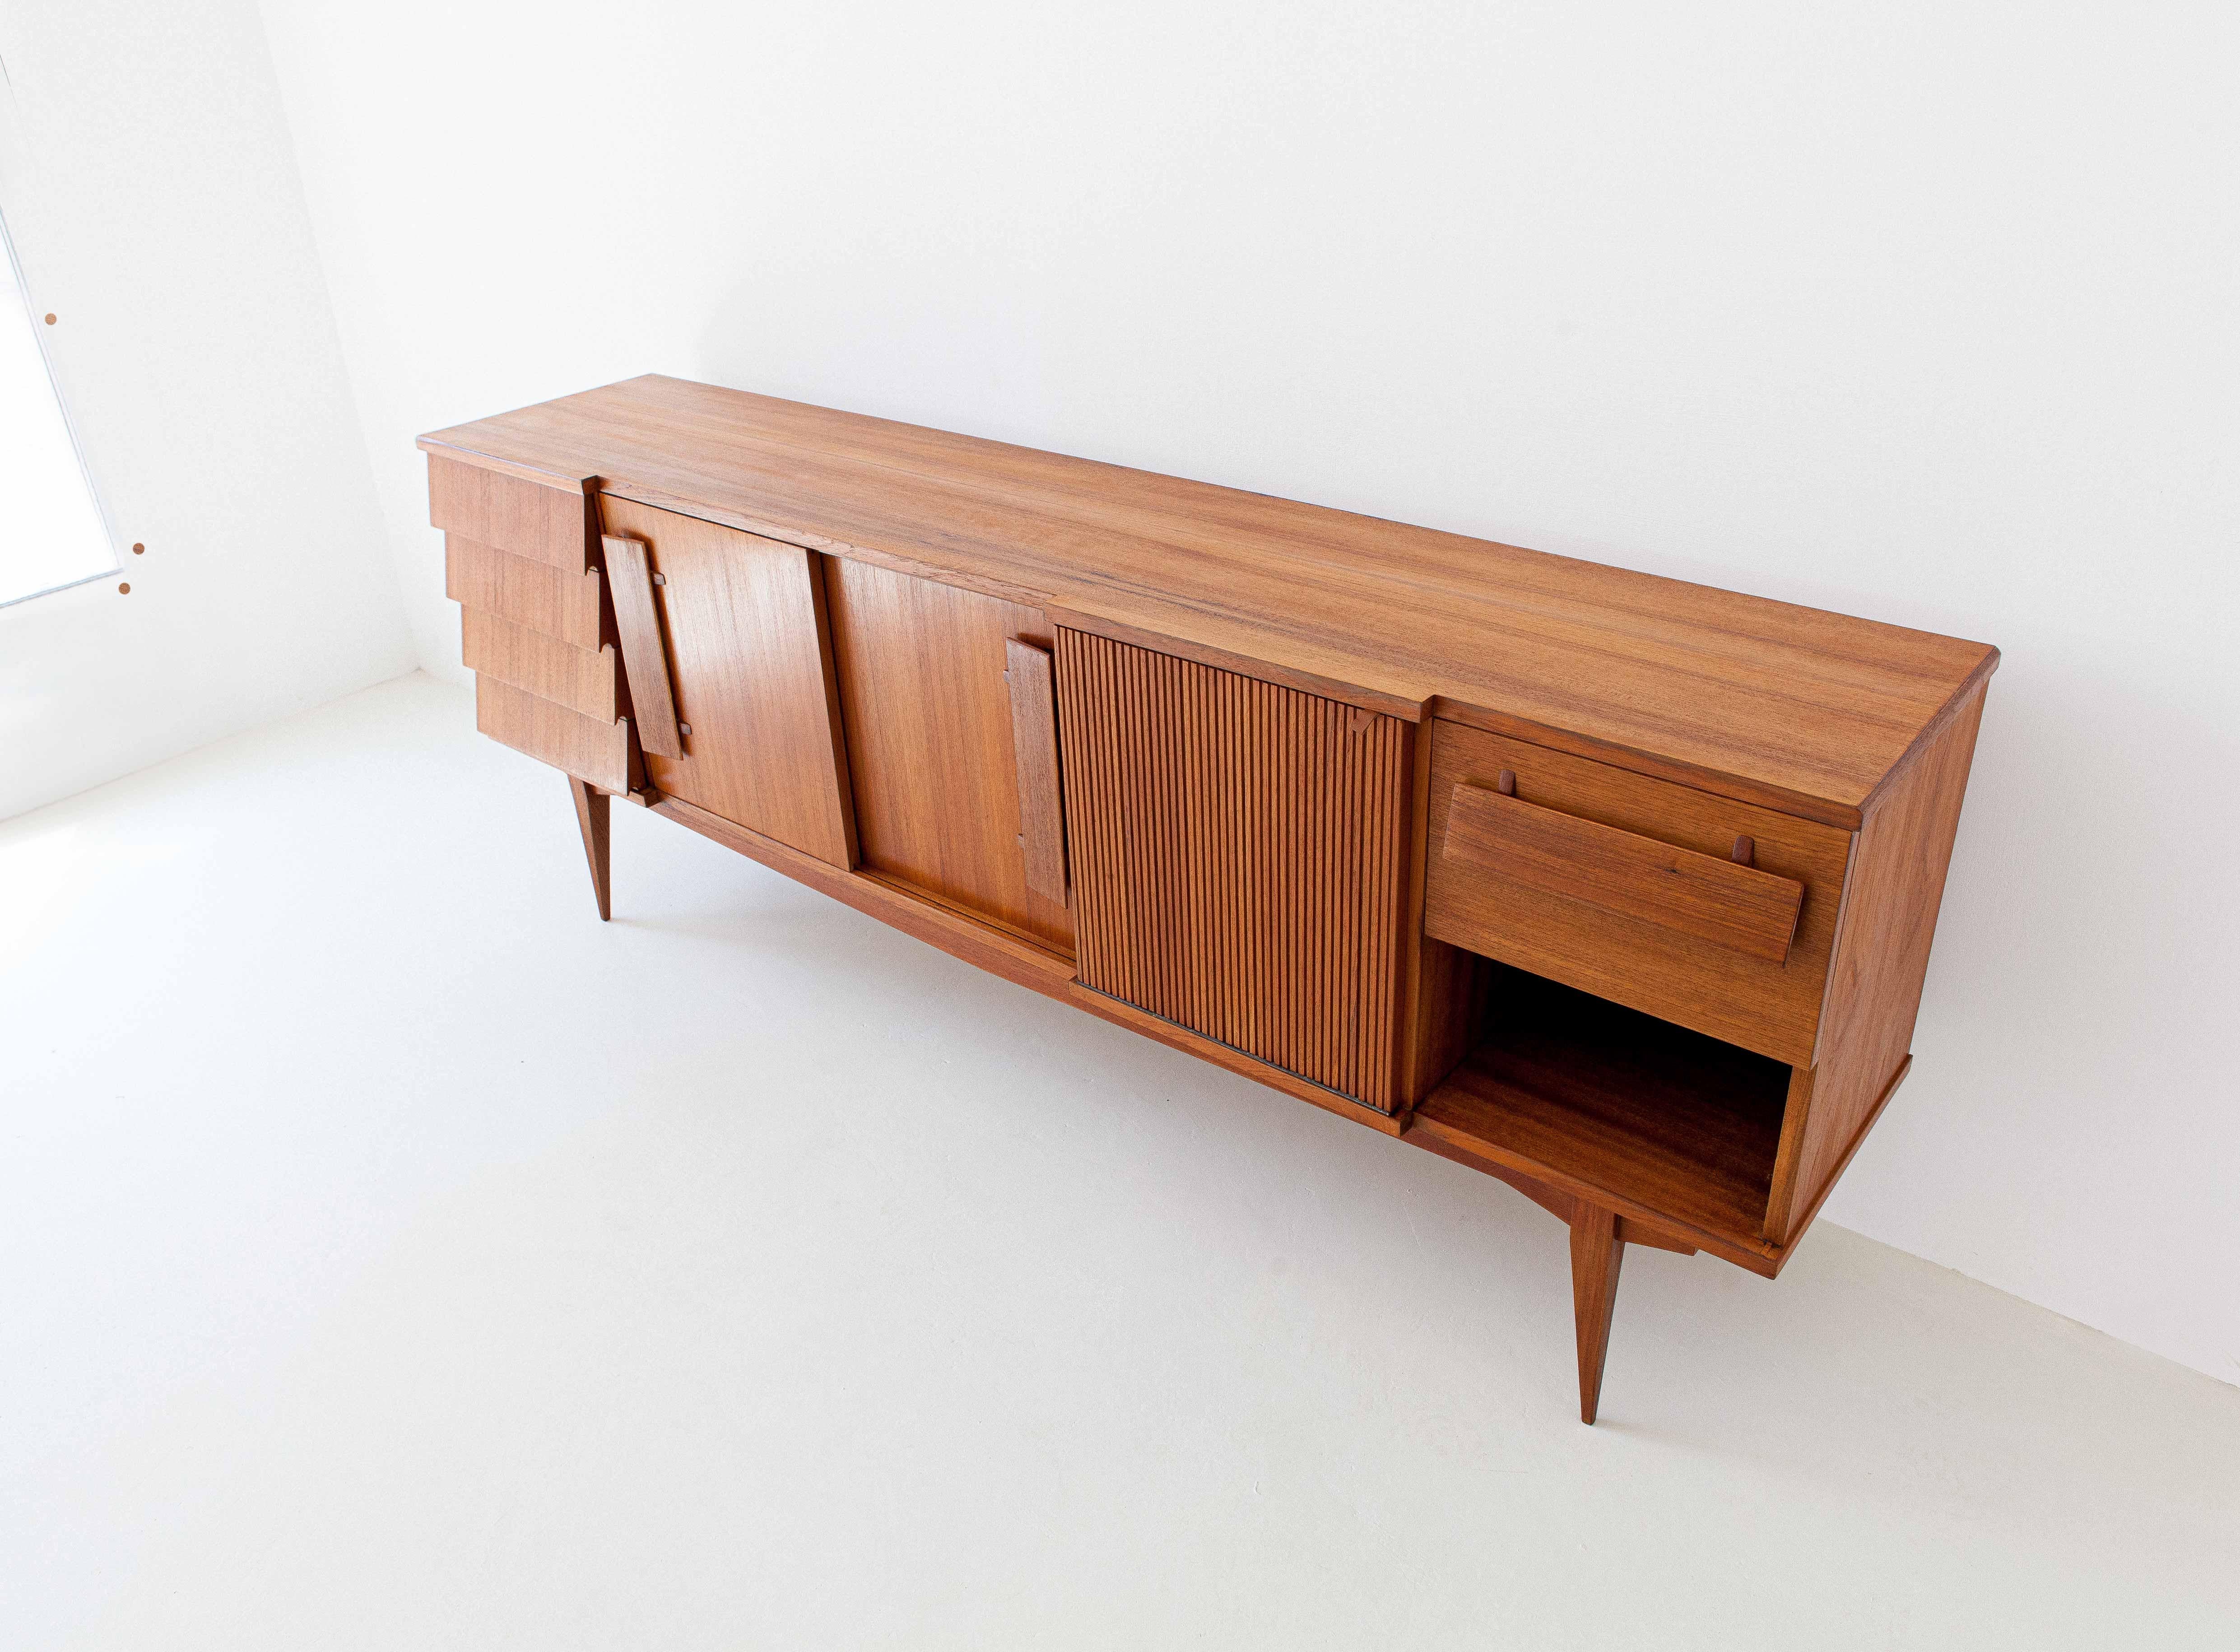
[0, 87, 123, 611]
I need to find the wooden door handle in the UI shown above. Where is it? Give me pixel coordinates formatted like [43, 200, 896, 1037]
[602, 533, 683, 759]
[1005, 638, 1068, 902]
[1443, 781, 1804, 962]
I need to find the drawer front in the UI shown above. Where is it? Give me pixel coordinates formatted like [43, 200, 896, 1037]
[475, 675, 635, 794]
[428, 455, 596, 573]
[461, 608, 623, 722]
[446, 535, 608, 651]
[1424, 722, 1852, 1064]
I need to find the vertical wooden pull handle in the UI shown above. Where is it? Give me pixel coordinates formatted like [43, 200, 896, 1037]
[1005, 638, 1068, 903]
[602, 533, 682, 759]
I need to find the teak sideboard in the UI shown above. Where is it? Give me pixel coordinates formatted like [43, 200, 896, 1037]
[423, 374, 1997, 1424]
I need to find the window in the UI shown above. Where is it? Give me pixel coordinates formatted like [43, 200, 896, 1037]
[1, 208, 116, 606]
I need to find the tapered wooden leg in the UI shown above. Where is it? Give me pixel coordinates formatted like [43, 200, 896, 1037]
[569, 776, 612, 921]
[1570, 1202, 1625, 1425]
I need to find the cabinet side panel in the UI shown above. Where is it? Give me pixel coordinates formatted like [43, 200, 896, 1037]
[1055, 629, 1408, 1110]
[1768, 683, 1990, 1242]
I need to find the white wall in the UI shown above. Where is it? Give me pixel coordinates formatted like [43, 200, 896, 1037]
[257, 0, 2239, 1384]
[0, 0, 410, 822]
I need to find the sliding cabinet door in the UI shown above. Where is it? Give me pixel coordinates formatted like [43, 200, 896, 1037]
[824, 558, 1073, 955]
[599, 496, 855, 867]
[1054, 630, 1409, 1110]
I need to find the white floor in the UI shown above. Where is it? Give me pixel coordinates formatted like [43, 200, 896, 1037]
[4, 673, 2235, 1650]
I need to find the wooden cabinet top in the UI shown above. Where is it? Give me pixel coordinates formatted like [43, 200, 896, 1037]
[421, 373, 1997, 828]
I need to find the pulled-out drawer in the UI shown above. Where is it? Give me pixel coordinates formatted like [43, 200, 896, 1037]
[1424, 722, 1853, 1065]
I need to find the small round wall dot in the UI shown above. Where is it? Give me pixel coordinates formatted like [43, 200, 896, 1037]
[44, 312, 57, 325]
[118, 582, 131, 594]
[132, 542, 145, 555]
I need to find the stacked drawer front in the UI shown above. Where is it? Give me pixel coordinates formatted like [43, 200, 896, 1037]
[430, 455, 636, 792]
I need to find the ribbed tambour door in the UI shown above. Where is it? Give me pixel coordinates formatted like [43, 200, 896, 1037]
[1054, 630, 1409, 1111]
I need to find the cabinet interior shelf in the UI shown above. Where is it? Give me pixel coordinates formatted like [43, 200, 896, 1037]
[1416, 966, 1790, 1249]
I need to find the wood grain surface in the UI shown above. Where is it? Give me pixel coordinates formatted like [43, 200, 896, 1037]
[600, 533, 682, 759]
[1406, 1137, 1699, 1256]
[569, 776, 612, 922]
[598, 497, 856, 867]
[1408, 965, 1792, 1268]
[422, 375, 1999, 825]
[445, 536, 609, 651]
[1425, 720, 1853, 1066]
[1766, 682, 1990, 1241]
[1396, 719, 1483, 1114]
[460, 608, 622, 722]
[427, 453, 595, 573]
[1442, 782, 1806, 963]
[426, 379, 2003, 1423]
[474, 675, 635, 794]
[1056, 629, 1409, 1111]
[1570, 1204, 1626, 1425]
[825, 558, 1071, 951]
[1005, 639, 1068, 904]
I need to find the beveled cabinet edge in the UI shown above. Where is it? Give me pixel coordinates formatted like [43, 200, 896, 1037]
[1856, 644, 2001, 814]
[418, 436, 597, 494]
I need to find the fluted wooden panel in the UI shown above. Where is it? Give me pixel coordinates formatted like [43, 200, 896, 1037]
[1055, 629, 1409, 1111]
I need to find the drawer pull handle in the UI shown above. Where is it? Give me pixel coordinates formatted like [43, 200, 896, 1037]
[602, 533, 684, 760]
[1443, 782, 1804, 963]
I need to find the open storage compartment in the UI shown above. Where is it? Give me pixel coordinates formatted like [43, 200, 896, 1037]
[1414, 963, 1791, 1253]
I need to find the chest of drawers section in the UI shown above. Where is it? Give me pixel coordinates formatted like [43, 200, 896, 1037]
[432, 456, 638, 796]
